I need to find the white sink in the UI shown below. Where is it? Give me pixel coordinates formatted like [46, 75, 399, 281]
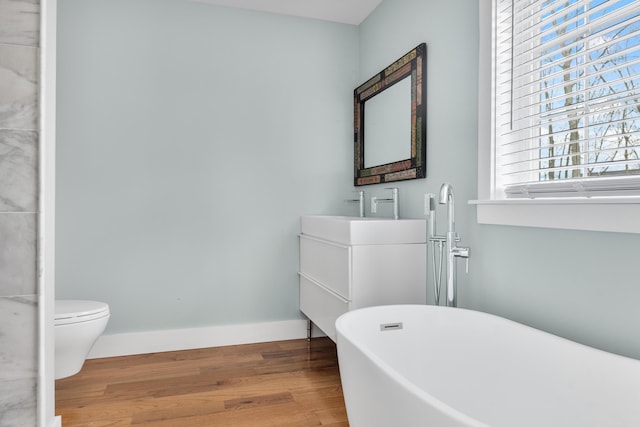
[300, 215, 426, 245]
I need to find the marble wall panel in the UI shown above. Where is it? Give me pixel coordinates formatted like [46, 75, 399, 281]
[0, 44, 38, 131]
[0, 0, 40, 47]
[0, 1, 40, 426]
[0, 130, 37, 212]
[0, 296, 37, 427]
[0, 214, 36, 296]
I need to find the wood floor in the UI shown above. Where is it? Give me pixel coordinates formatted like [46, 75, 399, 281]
[55, 337, 349, 426]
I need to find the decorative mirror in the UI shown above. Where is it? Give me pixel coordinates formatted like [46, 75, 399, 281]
[354, 43, 427, 186]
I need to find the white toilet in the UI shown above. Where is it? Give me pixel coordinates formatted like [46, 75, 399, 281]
[55, 299, 110, 380]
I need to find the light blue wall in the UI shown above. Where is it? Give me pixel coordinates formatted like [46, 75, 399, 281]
[57, 0, 640, 360]
[360, 0, 640, 359]
[357, 1, 478, 283]
[358, 1, 478, 225]
[56, 0, 359, 333]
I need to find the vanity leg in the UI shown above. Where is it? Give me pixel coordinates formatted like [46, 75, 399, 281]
[307, 319, 312, 341]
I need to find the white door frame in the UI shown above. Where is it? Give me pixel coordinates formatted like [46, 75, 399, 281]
[38, 0, 58, 426]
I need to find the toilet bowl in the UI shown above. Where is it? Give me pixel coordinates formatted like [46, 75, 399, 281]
[55, 299, 110, 380]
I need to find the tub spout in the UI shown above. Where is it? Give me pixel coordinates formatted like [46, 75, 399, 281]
[437, 183, 470, 307]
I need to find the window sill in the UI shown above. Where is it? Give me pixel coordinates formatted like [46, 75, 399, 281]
[469, 198, 640, 234]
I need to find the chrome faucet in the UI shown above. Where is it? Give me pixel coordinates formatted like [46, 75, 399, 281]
[371, 187, 399, 219]
[345, 190, 365, 217]
[438, 183, 470, 307]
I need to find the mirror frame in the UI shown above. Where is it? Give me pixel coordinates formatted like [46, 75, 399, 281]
[354, 43, 427, 186]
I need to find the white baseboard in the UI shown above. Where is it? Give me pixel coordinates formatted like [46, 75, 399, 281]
[51, 416, 62, 427]
[87, 319, 316, 359]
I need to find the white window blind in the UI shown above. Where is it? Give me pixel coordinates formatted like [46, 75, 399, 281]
[494, 0, 640, 198]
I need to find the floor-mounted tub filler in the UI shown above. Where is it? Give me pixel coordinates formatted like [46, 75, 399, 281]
[336, 305, 640, 427]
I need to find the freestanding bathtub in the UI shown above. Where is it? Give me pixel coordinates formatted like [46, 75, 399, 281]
[336, 305, 640, 427]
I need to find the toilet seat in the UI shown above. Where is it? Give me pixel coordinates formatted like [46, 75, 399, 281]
[55, 300, 110, 326]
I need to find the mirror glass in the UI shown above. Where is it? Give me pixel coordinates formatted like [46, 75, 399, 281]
[364, 77, 411, 168]
[354, 43, 426, 186]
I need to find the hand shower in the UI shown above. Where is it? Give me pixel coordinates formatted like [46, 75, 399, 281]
[426, 194, 445, 305]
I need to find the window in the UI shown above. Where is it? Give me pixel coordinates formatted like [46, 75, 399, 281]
[475, 0, 640, 233]
[495, 0, 640, 198]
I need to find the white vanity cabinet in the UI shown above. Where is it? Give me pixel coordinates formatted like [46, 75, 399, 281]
[298, 215, 426, 341]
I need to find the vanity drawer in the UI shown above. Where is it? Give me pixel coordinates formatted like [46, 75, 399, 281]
[299, 235, 351, 299]
[299, 273, 349, 342]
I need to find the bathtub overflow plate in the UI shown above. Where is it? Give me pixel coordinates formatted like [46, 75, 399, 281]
[380, 322, 403, 331]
